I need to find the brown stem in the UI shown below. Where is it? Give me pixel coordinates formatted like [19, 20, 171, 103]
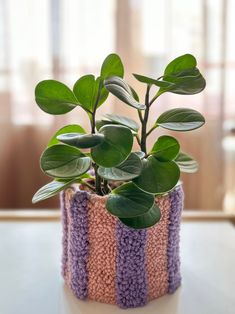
[140, 85, 151, 154]
[90, 86, 103, 195]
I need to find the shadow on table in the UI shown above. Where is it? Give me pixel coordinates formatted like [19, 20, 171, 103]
[61, 284, 181, 314]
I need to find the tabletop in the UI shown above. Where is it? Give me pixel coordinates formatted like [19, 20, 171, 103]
[0, 220, 234, 314]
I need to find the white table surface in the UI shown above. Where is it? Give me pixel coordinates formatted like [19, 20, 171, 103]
[0, 221, 234, 314]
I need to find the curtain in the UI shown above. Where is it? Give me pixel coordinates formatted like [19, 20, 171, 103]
[0, 0, 234, 210]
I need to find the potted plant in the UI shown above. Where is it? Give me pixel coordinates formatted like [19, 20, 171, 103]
[33, 53, 206, 308]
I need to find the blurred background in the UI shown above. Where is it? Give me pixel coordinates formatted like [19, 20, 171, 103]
[0, 0, 235, 212]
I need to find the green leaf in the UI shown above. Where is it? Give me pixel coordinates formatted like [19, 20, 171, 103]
[40, 144, 91, 178]
[32, 179, 75, 203]
[164, 54, 196, 75]
[104, 76, 145, 110]
[133, 156, 180, 194]
[98, 153, 142, 181]
[100, 53, 124, 79]
[35, 80, 78, 115]
[133, 73, 174, 88]
[161, 69, 206, 95]
[73, 75, 108, 112]
[156, 108, 205, 131]
[175, 151, 199, 173]
[103, 114, 139, 132]
[157, 54, 206, 96]
[119, 204, 161, 229]
[91, 125, 133, 167]
[47, 124, 86, 147]
[150, 135, 180, 161]
[106, 182, 154, 218]
[57, 133, 104, 149]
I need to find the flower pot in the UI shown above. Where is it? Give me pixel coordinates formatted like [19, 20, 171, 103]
[60, 184, 184, 309]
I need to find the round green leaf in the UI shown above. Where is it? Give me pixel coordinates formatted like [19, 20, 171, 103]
[133, 156, 180, 194]
[98, 153, 142, 181]
[32, 179, 75, 203]
[73, 75, 108, 112]
[164, 54, 196, 76]
[100, 53, 124, 79]
[104, 76, 145, 110]
[161, 69, 206, 95]
[156, 108, 205, 131]
[57, 133, 104, 149]
[35, 80, 78, 115]
[175, 151, 199, 173]
[47, 124, 86, 147]
[119, 204, 161, 229]
[150, 135, 180, 161]
[91, 125, 133, 167]
[106, 182, 154, 218]
[104, 114, 139, 132]
[40, 144, 91, 178]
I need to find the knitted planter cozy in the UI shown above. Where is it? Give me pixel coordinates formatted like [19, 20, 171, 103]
[60, 184, 184, 309]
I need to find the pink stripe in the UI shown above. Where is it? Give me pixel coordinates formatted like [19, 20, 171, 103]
[146, 195, 170, 300]
[87, 194, 117, 304]
[62, 188, 75, 285]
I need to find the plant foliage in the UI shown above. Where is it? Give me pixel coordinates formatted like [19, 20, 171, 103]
[33, 53, 206, 229]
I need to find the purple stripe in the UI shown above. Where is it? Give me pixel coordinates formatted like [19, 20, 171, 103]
[67, 191, 89, 299]
[61, 191, 68, 279]
[167, 186, 184, 293]
[116, 222, 147, 308]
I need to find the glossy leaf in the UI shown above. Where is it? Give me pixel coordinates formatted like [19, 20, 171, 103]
[32, 179, 75, 203]
[164, 54, 196, 75]
[104, 76, 145, 110]
[119, 204, 161, 229]
[100, 53, 124, 79]
[162, 69, 206, 95]
[98, 153, 142, 181]
[47, 124, 86, 147]
[156, 54, 206, 96]
[156, 108, 205, 131]
[133, 156, 180, 194]
[106, 182, 154, 218]
[150, 135, 180, 161]
[40, 144, 91, 178]
[91, 125, 133, 167]
[133, 73, 174, 88]
[57, 133, 104, 149]
[73, 75, 108, 112]
[175, 151, 199, 173]
[35, 80, 78, 114]
[104, 114, 139, 132]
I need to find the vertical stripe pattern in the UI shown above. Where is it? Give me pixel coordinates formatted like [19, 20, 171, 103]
[146, 196, 171, 300]
[116, 222, 147, 308]
[61, 185, 184, 308]
[167, 186, 184, 293]
[87, 194, 117, 304]
[67, 191, 89, 299]
[60, 191, 68, 280]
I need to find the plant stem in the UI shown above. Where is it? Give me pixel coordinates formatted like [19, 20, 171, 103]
[90, 86, 103, 195]
[80, 179, 95, 191]
[140, 85, 151, 154]
[138, 109, 144, 123]
[135, 134, 141, 146]
[146, 124, 158, 137]
[93, 163, 102, 195]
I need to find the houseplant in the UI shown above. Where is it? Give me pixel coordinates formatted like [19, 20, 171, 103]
[33, 53, 206, 308]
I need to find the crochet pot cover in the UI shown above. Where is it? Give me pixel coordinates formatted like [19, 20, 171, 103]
[61, 185, 184, 309]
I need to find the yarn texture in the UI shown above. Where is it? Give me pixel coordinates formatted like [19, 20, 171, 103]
[61, 185, 184, 308]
